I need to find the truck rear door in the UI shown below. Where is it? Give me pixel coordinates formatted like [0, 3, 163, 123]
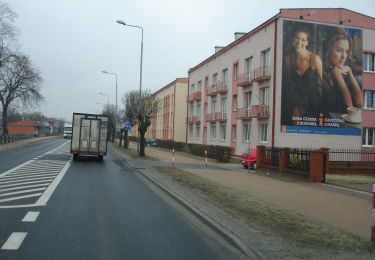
[79, 118, 101, 154]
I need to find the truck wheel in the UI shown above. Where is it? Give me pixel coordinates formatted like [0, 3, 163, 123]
[98, 156, 104, 162]
[73, 154, 78, 161]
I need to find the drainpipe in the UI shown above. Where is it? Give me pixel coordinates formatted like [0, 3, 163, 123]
[271, 18, 278, 148]
[186, 73, 190, 144]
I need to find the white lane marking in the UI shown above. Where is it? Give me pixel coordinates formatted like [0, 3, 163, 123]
[36, 161, 71, 206]
[0, 176, 55, 185]
[321, 183, 372, 196]
[0, 188, 46, 198]
[0, 193, 42, 203]
[22, 211, 40, 222]
[0, 180, 52, 189]
[0, 173, 58, 180]
[1, 232, 27, 250]
[0, 183, 49, 193]
[0, 161, 34, 178]
[42, 142, 69, 155]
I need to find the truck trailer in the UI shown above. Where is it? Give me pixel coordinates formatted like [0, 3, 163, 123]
[70, 113, 109, 161]
[63, 123, 72, 139]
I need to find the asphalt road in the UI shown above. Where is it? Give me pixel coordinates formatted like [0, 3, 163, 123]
[0, 138, 242, 259]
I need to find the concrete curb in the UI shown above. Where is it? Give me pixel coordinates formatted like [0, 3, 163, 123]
[110, 145, 262, 259]
[0, 136, 59, 153]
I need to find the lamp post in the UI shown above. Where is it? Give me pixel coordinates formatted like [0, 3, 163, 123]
[98, 92, 109, 114]
[102, 71, 118, 143]
[116, 19, 143, 154]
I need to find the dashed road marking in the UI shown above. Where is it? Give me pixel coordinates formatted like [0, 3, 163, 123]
[22, 211, 40, 222]
[1, 232, 27, 250]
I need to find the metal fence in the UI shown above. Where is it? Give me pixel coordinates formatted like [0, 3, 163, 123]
[329, 149, 375, 170]
[0, 135, 32, 151]
[263, 147, 280, 168]
[286, 148, 313, 175]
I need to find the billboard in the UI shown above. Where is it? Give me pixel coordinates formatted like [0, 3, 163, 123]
[280, 20, 363, 135]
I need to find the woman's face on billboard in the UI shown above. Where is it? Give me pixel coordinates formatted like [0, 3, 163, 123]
[293, 32, 308, 50]
[329, 39, 350, 69]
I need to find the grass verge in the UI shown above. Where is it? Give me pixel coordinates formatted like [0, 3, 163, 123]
[156, 166, 375, 251]
[326, 174, 375, 185]
[111, 144, 159, 161]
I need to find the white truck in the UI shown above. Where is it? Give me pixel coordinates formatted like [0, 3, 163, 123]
[63, 123, 72, 139]
[70, 113, 109, 161]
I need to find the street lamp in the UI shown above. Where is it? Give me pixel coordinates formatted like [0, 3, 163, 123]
[102, 71, 118, 142]
[116, 19, 143, 154]
[98, 92, 109, 114]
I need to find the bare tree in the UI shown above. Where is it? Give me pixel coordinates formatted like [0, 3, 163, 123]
[0, 54, 43, 134]
[101, 103, 116, 142]
[123, 90, 158, 156]
[0, 1, 17, 70]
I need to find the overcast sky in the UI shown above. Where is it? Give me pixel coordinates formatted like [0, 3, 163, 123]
[8, 0, 375, 121]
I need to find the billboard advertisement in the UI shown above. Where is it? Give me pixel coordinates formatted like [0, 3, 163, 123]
[281, 20, 363, 135]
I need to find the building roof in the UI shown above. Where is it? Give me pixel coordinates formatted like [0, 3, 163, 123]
[152, 77, 188, 97]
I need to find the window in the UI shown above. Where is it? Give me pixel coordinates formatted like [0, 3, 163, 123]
[191, 84, 195, 93]
[259, 124, 268, 143]
[232, 96, 238, 111]
[243, 123, 251, 143]
[190, 104, 194, 116]
[363, 90, 374, 108]
[196, 125, 200, 139]
[261, 49, 270, 68]
[362, 128, 374, 146]
[212, 73, 218, 85]
[221, 97, 227, 114]
[189, 124, 193, 139]
[245, 57, 253, 80]
[220, 124, 226, 141]
[210, 123, 216, 140]
[222, 69, 228, 84]
[363, 53, 375, 72]
[259, 87, 270, 105]
[231, 125, 237, 142]
[211, 99, 216, 113]
[244, 92, 252, 108]
[204, 77, 209, 89]
[196, 102, 201, 117]
[233, 63, 239, 81]
[197, 81, 202, 92]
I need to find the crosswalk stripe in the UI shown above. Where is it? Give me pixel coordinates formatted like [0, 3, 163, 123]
[0, 180, 53, 189]
[0, 173, 58, 180]
[0, 176, 55, 185]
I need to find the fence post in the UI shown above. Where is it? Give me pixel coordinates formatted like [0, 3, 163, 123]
[205, 150, 208, 169]
[256, 145, 266, 170]
[309, 150, 324, 182]
[172, 149, 175, 167]
[320, 148, 330, 183]
[279, 148, 289, 175]
[372, 184, 375, 242]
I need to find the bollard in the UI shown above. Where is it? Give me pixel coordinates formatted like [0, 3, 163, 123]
[172, 149, 175, 167]
[205, 150, 208, 169]
[372, 184, 375, 242]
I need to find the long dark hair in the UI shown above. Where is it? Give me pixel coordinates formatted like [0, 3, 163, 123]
[324, 29, 353, 70]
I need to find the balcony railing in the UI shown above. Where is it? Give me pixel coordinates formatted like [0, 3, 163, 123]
[236, 105, 270, 119]
[237, 73, 254, 87]
[216, 82, 228, 93]
[206, 86, 217, 96]
[185, 116, 200, 123]
[205, 113, 217, 122]
[216, 112, 227, 121]
[252, 104, 270, 118]
[237, 107, 253, 119]
[237, 66, 271, 87]
[253, 66, 271, 82]
[193, 91, 202, 101]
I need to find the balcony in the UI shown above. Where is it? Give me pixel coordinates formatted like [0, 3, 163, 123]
[216, 112, 227, 121]
[193, 91, 202, 101]
[253, 66, 271, 83]
[186, 116, 200, 124]
[252, 104, 270, 118]
[237, 73, 254, 87]
[206, 86, 217, 96]
[237, 107, 253, 119]
[205, 113, 217, 122]
[216, 82, 228, 94]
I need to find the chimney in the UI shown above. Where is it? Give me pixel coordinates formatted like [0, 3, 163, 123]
[234, 32, 246, 41]
[215, 46, 224, 53]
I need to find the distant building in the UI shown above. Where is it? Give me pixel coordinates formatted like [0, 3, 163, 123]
[147, 78, 189, 142]
[187, 8, 375, 155]
[8, 119, 51, 136]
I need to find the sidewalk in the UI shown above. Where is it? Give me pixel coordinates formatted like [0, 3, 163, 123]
[124, 143, 373, 240]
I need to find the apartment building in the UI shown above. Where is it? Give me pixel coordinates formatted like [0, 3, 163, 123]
[187, 8, 375, 155]
[147, 78, 188, 142]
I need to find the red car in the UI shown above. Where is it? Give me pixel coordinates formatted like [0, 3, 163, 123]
[241, 148, 257, 169]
